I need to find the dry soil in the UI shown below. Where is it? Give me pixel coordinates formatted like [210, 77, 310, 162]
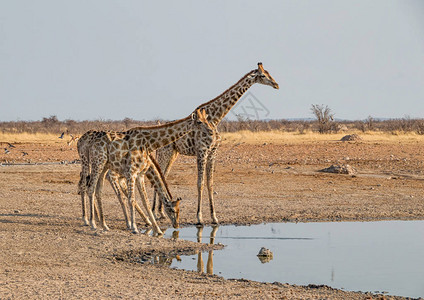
[0, 135, 423, 299]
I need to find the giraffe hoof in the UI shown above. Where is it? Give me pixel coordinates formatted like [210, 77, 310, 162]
[103, 225, 110, 231]
[195, 223, 204, 228]
[131, 229, 139, 234]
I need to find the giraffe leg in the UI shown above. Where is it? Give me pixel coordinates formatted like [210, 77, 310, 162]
[196, 153, 207, 225]
[118, 175, 152, 227]
[95, 168, 109, 231]
[133, 176, 153, 226]
[135, 202, 152, 226]
[153, 146, 178, 219]
[107, 171, 130, 229]
[126, 175, 139, 234]
[87, 153, 107, 230]
[206, 152, 219, 224]
[93, 191, 101, 223]
[78, 138, 100, 225]
[152, 190, 158, 218]
[80, 192, 89, 226]
[81, 173, 100, 225]
[136, 175, 163, 236]
[78, 162, 90, 226]
[87, 173, 100, 230]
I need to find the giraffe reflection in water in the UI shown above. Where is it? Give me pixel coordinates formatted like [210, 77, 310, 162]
[151, 226, 219, 275]
[196, 225, 218, 275]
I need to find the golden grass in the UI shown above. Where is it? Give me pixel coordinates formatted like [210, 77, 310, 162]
[2, 130, 424, 146]
[221, 130, 424, 145]
[0, 132, 67, 144]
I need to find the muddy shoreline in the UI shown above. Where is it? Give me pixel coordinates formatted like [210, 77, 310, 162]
[1, 138, 423, 299]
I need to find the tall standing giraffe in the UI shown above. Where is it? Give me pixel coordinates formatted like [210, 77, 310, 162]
[153, 63, 279, 225]
[84, 109, 213, 234]
[77, 130, 180, 230]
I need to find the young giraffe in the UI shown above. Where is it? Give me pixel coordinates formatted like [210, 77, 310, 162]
[153, 63, 279, 225]
[85, 109, 213, 234]
[107, 159, 182, 229]
[77, 131, 180, 230]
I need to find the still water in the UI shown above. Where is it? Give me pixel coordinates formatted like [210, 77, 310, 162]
[160, 221, 424, 298]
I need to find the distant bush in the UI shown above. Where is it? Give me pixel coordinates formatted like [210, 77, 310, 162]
[1, 115, 424, 135]
[0, 115, 160, 135]
[310, 104, 338, 134]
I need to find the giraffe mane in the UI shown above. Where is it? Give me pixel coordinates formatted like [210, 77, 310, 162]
[128, 115, 191, 132]
[195, 69, 256, 110]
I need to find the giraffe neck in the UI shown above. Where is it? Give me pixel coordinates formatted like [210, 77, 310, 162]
[148, 155, 173, 205]
[127, 116, 193, 152]
[197, 71, 256, 125]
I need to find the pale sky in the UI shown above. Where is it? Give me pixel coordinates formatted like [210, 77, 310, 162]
[1, 0, 423, 121]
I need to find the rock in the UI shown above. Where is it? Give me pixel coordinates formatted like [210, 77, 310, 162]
[257, 247, 273, 263]
[320, 164, 357, 175]
[257, 247, 273, 257]
[340, 134, 362, 142]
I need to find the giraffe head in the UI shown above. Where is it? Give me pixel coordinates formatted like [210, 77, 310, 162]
[248, 62, 279, 89]
[164, 197, 181, 228]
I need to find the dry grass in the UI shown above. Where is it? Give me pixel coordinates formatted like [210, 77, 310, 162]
[0, 132, 67, 144]
[221, 130, 424, 145]
[2, 130, 424, 146]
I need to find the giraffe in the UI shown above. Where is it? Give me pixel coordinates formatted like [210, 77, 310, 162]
[107, 156, 182, 229]
[153, 62, 279, 225]
[83, 109, 213, 234]
[77, 129, 180, 230]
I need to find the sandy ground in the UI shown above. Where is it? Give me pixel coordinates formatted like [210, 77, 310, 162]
[1, 135, 423, 299]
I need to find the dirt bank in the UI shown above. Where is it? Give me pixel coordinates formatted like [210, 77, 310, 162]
[1, 136, 423, 299]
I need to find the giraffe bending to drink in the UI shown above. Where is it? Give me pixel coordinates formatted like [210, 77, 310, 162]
[79, 109, 213, 234]
[78, 130, 180, 230]
[153, 63, 279, 225]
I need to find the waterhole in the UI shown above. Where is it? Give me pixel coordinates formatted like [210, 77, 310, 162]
[155, 221, 424, 298]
